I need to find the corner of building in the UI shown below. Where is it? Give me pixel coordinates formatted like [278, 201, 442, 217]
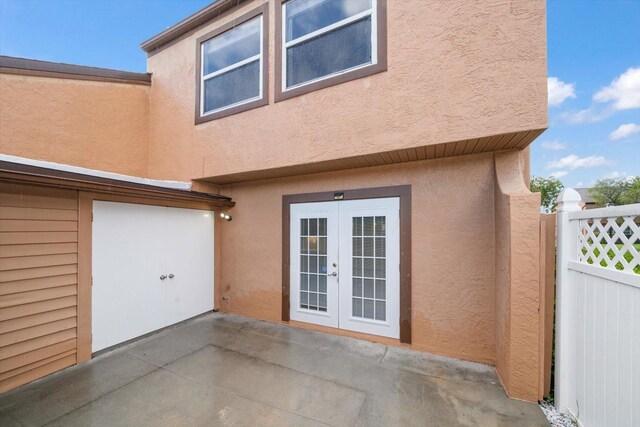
[493, 149, 543, 402]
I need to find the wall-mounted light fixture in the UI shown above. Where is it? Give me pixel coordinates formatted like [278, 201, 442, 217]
[219, 212, 233, 222]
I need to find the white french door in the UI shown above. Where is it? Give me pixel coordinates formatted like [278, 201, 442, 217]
[290, 197, 400, 338]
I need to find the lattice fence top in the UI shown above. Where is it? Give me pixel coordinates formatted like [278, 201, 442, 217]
[577, 214, 640, 275]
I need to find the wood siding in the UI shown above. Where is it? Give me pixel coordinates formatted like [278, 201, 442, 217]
[0, 183, 78, 392]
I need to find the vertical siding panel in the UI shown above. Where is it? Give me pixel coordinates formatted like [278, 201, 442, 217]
[576, 273, 586, 417]
[632, 288, 639, 427]
[605, 282, 619, 427]
[618, 285, 633, 427]
[593, 278, 606, 426]
[584, 275, 595, 426]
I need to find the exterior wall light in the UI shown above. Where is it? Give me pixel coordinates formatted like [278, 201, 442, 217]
[219, 212, 232, 222]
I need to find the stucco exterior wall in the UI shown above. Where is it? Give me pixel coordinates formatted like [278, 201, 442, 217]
[0, 74, 150, 177]
[217, 152, 497, 364]
[146, 0, 547, 181]
[494, 150, 543, 401]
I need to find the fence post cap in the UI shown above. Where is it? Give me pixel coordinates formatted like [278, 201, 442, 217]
[556, 188, 582, 211]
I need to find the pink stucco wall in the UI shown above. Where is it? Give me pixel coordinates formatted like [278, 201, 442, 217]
[218, 152, 498, 364]
[145, 0, 547, 181]
[0, 74, 150, 177]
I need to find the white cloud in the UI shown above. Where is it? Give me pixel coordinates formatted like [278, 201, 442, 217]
[559, 107, 612, 124]
[609, 123, 640, 140]
[548, 77, 576, 106]
[601, 171, 634, 181]
[546, 154, 610, 170]
[593, 67, 640, 110]
[540, 139, 567, 150]
[602, 171, 625, 179]
[550, 171, 568, 178]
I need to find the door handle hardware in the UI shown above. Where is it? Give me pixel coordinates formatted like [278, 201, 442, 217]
[329, 272, 338, 277]
[168, 274, 175, 279]
[160, 275, 167, 280]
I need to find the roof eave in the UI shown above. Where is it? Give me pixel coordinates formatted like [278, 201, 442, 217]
[140, 0, 249, 56]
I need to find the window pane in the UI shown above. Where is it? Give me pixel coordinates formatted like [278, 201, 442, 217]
[352, 278, 362, 297]
[203, 16, 260, 75]
[285, 0, 372, 42]
[353, 237, 362, 256]
[375, 301, 385, 321]
[319, 275, 327, 293]
[363, 237, 374, 257]
[363, 258, 374, 277]
[353, 217, 362, 236]
[363, 217, 374, 236]
[375, 216, 386, 236]
[352, 297, 363, 317]
[319, 294, 327, 309]
[375, 279, 385, 299]
[375, 237, 385, 257]
[286, 16, 372, 88]
[363, 278, 374, 298]
[203, 60, 259, 113]
[319, 218, 327, 236]
[363, 299, 374, 319]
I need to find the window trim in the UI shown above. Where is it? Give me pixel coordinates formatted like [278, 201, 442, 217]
[275, 0, 387, 102]
[195, 3, 269, 124]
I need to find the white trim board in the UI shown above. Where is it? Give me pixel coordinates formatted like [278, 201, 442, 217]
[0, 154, 192, 191]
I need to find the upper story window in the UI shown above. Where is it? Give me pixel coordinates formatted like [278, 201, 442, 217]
[276, 0, 387, 101]
[196, 5, 269, 124]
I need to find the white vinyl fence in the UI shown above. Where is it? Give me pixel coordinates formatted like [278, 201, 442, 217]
[555, 189, 640, 427]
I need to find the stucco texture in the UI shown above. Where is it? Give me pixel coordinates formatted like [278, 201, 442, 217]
[145, 0, 547, 181]
[494, 150, 542, 401]
[0, 74, 150, 177]
[217, 152, 497, 364]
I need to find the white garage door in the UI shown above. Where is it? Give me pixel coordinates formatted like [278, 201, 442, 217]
[92, 201, 214, 352]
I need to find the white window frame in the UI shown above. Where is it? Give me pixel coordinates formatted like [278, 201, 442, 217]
[281, 0, 378, 91]
[200, 15, 264, 117]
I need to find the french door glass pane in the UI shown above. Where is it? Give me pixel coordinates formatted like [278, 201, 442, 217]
[285, 0, 372, 42]
[351, 215, 386, 321]
[286, 16, 372, 88]
[203, 60, 260, 113]
[300, 217, 328, 312]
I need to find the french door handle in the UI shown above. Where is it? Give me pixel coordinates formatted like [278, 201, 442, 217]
[168, 274, 175, 279]
[160, 275, 167, 280]
[328, 272, 338, 277]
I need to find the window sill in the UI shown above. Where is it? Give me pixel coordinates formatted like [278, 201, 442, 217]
[195, 96, 268, 125]
[274, 61, 387, 103]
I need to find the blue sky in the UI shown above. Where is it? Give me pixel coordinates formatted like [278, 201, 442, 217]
[0, 0, 638, 188]
[540, 0, 640, 187]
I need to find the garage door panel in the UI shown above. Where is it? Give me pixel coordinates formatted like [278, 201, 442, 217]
[92, 202, 214, 353]
[164, 207, 214, 325]
[92, 202, 166, 352]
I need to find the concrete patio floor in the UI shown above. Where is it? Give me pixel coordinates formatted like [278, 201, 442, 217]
[0, 313, 549, 426]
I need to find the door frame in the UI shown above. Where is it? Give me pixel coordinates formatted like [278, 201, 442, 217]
[282, 185, 412, 343]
